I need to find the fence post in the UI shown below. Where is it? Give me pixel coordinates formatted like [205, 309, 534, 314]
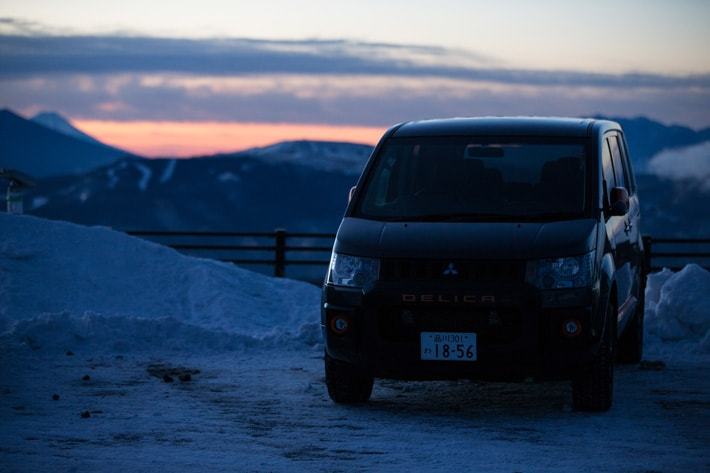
[642, 235, 652, 275]
[274, 229, 286, 277]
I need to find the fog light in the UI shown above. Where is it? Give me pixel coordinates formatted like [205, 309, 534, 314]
[330, 315, 350, 335]
[562, 319, 582, 337]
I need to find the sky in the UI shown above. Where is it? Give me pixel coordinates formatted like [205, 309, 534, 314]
[1, 0, 710, 156]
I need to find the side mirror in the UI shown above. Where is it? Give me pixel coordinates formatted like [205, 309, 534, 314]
[348, 186, 357, 203]
[609, 187, 629, 216]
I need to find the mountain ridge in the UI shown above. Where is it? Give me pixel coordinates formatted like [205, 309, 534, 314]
[5, 106, 710, 175]
[31, 111, 103, 145]
[184, 116, 710, 172]
[597, 115, 710, 170]
[3, 108, 708, 241]
[0, 109, 138, 178]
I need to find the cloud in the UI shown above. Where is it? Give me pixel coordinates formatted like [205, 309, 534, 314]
[0, 17, 47, 35]
[1, 32, 709, 90]
[3, 73, 710, 128]
[649, 141, 710, 191]
[1, 21, 709, 128]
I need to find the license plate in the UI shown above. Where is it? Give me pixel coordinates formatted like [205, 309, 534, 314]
[420, 332, 477, 361]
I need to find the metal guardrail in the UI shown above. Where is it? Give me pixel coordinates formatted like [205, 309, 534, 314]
[127, 231, 709, 277]
[127, 229, 337, 277]
[642, 236, 710, 272]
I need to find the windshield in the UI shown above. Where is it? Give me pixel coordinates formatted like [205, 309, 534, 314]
[356, 137, 590, 221]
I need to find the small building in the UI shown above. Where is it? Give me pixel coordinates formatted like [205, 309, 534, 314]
[0, 168, 35, 214]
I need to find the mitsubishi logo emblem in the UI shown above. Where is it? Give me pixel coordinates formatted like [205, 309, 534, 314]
[442, 262, 459, 276]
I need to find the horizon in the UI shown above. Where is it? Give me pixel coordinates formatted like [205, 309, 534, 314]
[73, 119, 385, 157]
[9, 107, 709, 159]
[2, 1, 709, 155]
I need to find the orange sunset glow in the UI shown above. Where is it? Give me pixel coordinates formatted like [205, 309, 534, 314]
[74, 120, 385, 157]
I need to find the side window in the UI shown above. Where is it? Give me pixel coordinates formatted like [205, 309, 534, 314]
[615, 134, 636, 194]
[601, 139, 616, 208]
[369, 147, 398, 206]
[608, 135, 628, 190]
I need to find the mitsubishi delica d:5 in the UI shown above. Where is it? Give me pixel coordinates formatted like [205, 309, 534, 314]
[322, 117, 645, 412]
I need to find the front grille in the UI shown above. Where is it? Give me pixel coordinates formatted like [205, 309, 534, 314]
[380, 259, 525, 283]
[378, 307, 522, 343]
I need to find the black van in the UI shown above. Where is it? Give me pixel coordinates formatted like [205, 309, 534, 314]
[322, 117, 645, 411]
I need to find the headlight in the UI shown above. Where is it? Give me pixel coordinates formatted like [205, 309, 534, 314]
[327, 253, 380, 288]
[526, 251, 594, 289]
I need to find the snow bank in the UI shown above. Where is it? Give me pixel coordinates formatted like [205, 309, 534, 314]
[0, 214, 321, 353]
[644, 264, 710, 360]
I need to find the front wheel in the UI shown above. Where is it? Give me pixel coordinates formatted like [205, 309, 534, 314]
[572, 302, 615, 412]
[325, 354, 373, 404]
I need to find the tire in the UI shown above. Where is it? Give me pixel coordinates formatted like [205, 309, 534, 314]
[325, 354, 373, 404]
[572, 302, 615, 412]
[618, 290, 644, 364]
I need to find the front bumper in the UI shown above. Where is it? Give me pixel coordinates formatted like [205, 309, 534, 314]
[322, 281, 601, 381]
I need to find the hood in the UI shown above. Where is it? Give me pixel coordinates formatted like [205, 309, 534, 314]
[334, 217, 598, 260]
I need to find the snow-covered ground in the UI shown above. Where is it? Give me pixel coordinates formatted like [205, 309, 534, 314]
[1, 214, 709, 472]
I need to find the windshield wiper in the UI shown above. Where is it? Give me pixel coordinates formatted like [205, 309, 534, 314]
[379, 211, 582, 222]
[407, 213, 518, 222]
[513, 212, 580, 221]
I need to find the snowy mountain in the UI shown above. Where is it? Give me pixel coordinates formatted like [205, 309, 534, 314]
[24, 148, 710, 239]
[26, 148, 365, 232]
[245, 140, 373, 175]
[0, 109, 136, 178]
[5, 112, 709, 239]
[31, 111, 103, 145]
[602, 116, 710, 172]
